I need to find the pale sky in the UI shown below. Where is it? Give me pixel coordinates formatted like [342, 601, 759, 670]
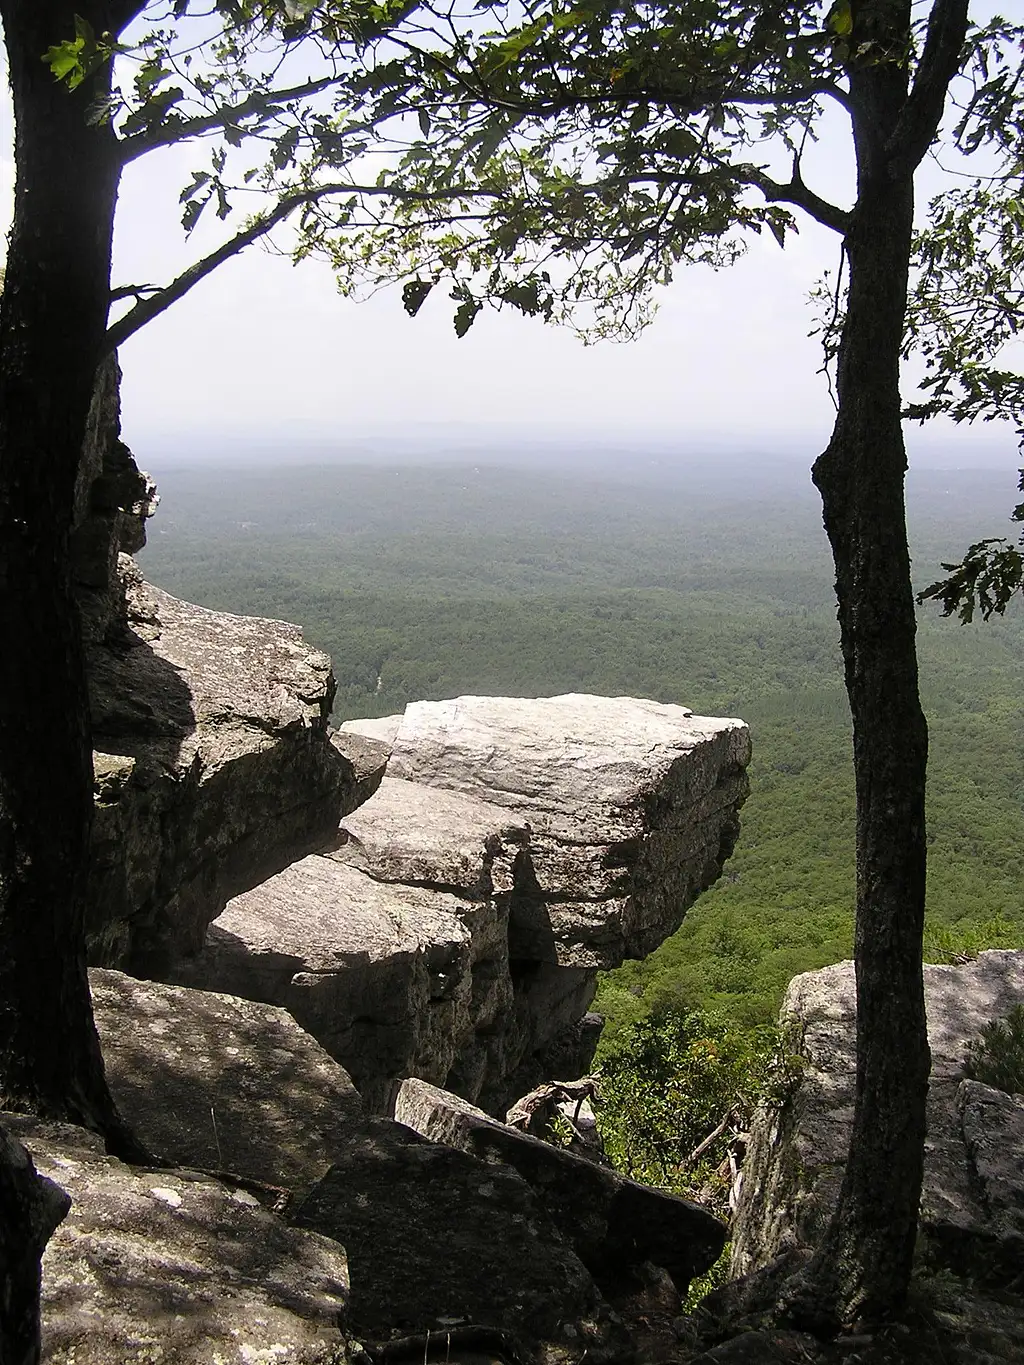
[1, 12, 1020, 471]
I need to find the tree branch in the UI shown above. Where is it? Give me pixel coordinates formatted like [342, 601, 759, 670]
[117, 77, 337, 164]
[887, 0, 970, 179]
[103, 182, 495, 350]
[741, 167, 851, 234]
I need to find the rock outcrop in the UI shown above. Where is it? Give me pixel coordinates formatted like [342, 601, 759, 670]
[8, 1114, 351, 1365]
[292, 1124, 630, 1365]
[0, 1124, 70, 1365]
[346, 695, 751, 967]
[23, 971, 727, 1364]
[394, 1077, 727, 1293]
[732, 950, 1024, 1293]
[173, 695, 749, 1113]
[76, 371, 382, 969]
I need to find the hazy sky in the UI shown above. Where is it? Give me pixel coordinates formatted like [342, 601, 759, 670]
[1, 14, 1020, 471]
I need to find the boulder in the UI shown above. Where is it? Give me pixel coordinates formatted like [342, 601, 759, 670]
[353, 694, 750, 969]
[87, 568, 383, 970]
[290, 1120, 629, 1365]
[165, 857, 499, 1112]
[731, 950, 1024, 1289]
[394, 1077, 727, 1294]
[84, 973, 629, 1365]
[0, 1123, 71, 1365]
[178, 695, 749, 1113]
[4, 1116, 350, 1365]
[91, 969, 364, 1201]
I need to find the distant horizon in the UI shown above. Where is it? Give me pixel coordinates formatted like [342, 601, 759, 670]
[137, 420, 1021, 476]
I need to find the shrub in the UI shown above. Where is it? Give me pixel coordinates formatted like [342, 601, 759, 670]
[594, 1006, 802, 1218]
[964, 1004, 1024, 1094]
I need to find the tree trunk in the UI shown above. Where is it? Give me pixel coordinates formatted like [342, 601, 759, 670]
[0, 0, 145, 1155]
[782, 12, 931, 1330]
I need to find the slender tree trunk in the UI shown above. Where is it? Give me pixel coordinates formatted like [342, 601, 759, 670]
[0, 1, 144, 1155]
[783, 10, 932, 1329]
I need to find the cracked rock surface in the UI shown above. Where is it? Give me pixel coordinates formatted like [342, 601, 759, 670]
[732, 950, 1024, 1289]
[6, 1115, 350, 1365]
[176, 695, 749, 1114]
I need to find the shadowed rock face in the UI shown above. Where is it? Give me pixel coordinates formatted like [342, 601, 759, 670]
[175, 696, 750, 1115]
[6, 1115, 350, 1365]
[87, 567, 384, 972]
[0, 1124, 70, 1365]
[55, 973, 643, 1365]
[732, 950, 1024, 1292]
[290, 1122, 631, 1365]
[76, 369, 385, 971]
[85, 574, 386, 971]
[91, 969, 365, 1201]
[394, 1077, 727, 1295]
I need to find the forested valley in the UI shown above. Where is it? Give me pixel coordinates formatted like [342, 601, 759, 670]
[140, 448, 1024, 1043]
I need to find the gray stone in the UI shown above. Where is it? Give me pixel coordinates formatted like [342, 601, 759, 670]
[166, 856, 497, 1112]
[394, 1077, 727, 1294]
[339, 714, 403, 748]
[91, 969, 364, 1200]
[329, 730, 391, 810]
[732, 951, 1024, 1288]
[181, 695, 748, 1114]
[87, 568, 371, 970]
[291, 1119, 628, 1365]
[3, 1116, 350, 1365]
[72, 356, 157, 646]
[380, 694, 750, 968]
[0, 1122, 71, 1365]
[325, 775, 530, 897]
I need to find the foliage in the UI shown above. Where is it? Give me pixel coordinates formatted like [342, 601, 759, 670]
[964, 1004, 1024, 1095]
[901, 20, 1024, 622]
[595, 1006, 803, 1217]
[297, 0, 855, 339]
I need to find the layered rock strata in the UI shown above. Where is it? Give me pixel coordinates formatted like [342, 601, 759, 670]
[88, 568, 381, 970]
[346, 694, 752, 967]
[175, 695, 749, 1113]
[77, 366, 378, 970]
[732, 950, 1024, 1292]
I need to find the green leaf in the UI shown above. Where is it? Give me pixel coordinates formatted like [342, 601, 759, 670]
[402, 278, 434, 316]
[418, 108, 432, 137]
[826, 0, 853, 38]
[42, 37, 86, 87]
[453, 298, 483, 337]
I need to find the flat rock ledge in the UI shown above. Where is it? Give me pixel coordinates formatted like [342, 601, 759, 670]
[87, 568, 386, 971]
[174, 694, 749, 1113]
[732, 950, 1024, 1293]
[346, 694, 752, 968]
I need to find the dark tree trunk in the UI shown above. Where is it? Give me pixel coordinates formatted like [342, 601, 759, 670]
[0, 1122, 71, 1365]
[781, 0, 964, 1329]
[0, 0, 145, 1154]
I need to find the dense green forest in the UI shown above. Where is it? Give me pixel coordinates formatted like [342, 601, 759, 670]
[139, 453, 1024, 1037]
